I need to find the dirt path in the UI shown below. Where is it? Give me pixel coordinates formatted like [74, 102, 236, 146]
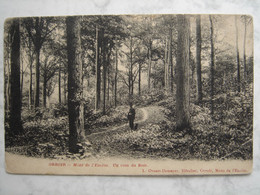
[88, 106, 165, 140]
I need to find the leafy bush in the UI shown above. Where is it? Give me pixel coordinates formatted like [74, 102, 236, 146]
[134, 89, 166, 106]
[6, 116, 69, 158]
[90, 106, 129, 131]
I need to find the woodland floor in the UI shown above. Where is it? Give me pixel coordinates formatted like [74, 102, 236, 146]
[5, 102, 253, 160]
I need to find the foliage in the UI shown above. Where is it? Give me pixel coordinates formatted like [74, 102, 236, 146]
[97, 90, 253, 160]
[99, 98, 252, 160]
[89, 106, 129, 132]
[5, 115, 69, 158]
[134, 88, 166, 106]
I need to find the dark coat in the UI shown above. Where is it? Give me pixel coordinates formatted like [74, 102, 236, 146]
[128, 108, 136, 120]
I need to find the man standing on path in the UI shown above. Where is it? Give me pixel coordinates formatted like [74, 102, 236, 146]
[128, 103, 136, 130]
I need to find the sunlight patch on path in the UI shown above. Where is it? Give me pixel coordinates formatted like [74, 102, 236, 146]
[138, 107, 148, 123]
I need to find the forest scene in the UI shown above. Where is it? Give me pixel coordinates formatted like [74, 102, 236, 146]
[4, 14, 253, 161]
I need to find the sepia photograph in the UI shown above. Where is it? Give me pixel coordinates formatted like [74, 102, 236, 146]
[4, 14, 253, 175]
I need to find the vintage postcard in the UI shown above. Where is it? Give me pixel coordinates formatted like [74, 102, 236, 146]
[4, 14, 253, 175]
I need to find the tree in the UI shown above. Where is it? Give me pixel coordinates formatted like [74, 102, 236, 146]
[235, 15, 241, 93]
[58, 63, 61, 104]
[9, 18, 23, 135]
[120, 34, 141, 99]
[66, 16, 85, 153]
[153, 15, 178, 93]
[102, 33, 107, 114]
[114, 46, 118, 106]
[164, 37, 169, 91]
[40, 54, 58, 107]
[209, 15, 215, 114]
[4, 24, 11, 111]
[80, 16, 126, 112]
[168, 27, 174, 93]
[95, 26, 101, 111]
[23, 36, 35, 108]
[52, 37, 68, 104]
[241, 15, 252, 83]
[176, 15, 190, 130]
[23, 17, 56, 109]
[147, 39, 152, 91]
[196, 15, 202, 104]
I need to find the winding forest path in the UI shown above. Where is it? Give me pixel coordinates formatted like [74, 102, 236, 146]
[88, 106, 165, 140]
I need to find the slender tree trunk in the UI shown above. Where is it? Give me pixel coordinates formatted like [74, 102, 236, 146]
[29, 53, 33, 109]
[235, 16, 241, 93]
[95, 26, 101, 111]
[168, 28, 173, 93]
[114, 47, 118, 107]
[129, 36, 133, 98]
[107, 49, 112, 106]
[138, 62, 141, 96]
[43, 75, 47, 107]
[34, 47, 40, 108]
[209, 15, 215, 114]
[66, 16, 85, 153]
[102, 38, 107, 114]
[63, 72, 66, 104]
[5, 33, 11, 111]
[58, 64, 61, 104]
[10, 19, 23, 135]
[196, 15, 202, 104]
[42, 59, 47, 108]
[164, 37, 168, 91]
[243, 17, 247, 82]
[20, 56, 24, 104]
[107, 63, 110, 103]
[223, 69, 226, 92]
[147, 40, 152, 91]
[6, 55, 10, 111]
[176, 15, 190, 131]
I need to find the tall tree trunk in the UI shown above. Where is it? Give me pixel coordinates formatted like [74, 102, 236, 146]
[138, 62, 141, 96]
[29, 52, 33, 109]
[107, 63, 110, 103]
[6, 55, 10, 111]
[20, 56, 24, 104]
[63, 71, 66, 104]
[168, 28, 173, 93]
[58, 64, 61, 104]
[129, 36, 133, 98]
[196, 15, 202, 104]
[235, 16, 241, 92]
[5, 32, 11, 111]
[209, 15, 215, 114]
[176, 15, 190, 131]
[114, 47, 118, 107]
[106, 48, 112, 106]
[43, 75, 47, 108]
[102, 38, 107, 114]
[34, 47, 40, 108]
[147, 40, 152, 91]
[243, 17, 247, 82]
[10, 19, 23, 135]
[66, 16, 85, 153]
[95, 26, 101, 111]
[42, 59, 47, 108]
[164, 37, 168, 91]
